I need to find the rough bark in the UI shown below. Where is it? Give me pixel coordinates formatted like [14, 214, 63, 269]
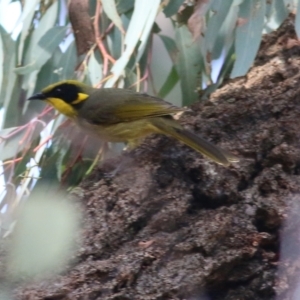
[68, 0, 94, 55]
[14, 17, 300, 300]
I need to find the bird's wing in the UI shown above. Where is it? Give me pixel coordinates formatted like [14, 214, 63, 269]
[81, 88, 186, 124]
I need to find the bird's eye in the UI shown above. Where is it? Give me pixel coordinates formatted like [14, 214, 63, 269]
[56, 88, 62, 93]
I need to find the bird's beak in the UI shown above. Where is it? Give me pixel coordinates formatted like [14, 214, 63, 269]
[28, 93, 46, 100]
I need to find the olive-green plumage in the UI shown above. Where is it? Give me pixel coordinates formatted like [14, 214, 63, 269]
[28, 80, 239, 166]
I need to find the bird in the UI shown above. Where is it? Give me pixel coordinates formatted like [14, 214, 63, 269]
[28, 80, 239, 166]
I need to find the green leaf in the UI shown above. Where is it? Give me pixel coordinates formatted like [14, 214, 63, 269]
[0, 27, 21, 129]
[175, 25, 202, 106]
[59, 40, 77, 80]
[2, 79, 22, 128]
[14, 150, 37, 185]
[159, 35, 178, 63]
[135, 0, 161, 63]
[211, 3, 238, 60]
[17, 0, 39, 64]
[217, 44, 235, 85]
[22, 70, 40, 105]
[56, 146, 70, 182]
[102, 0, 124, 33]
[202, 44, 235, 99]
[38, 26, 68, 54]
[15, 25, 67, 75]
[116, 0, 135, 14]
[105, 0, 161, 87]
[34, 47, 63, 94]
[14, 0, 39, 30]
[0, 122, 43, 161]
[124, 67, 137, 88]
[0, 29, 3, 101]
[230, 0, 266, 78]
[108, 25, 122, 59]
[265, 0, 288, 32]
[163, 0, 185, 17]
[204, 0, 232, 53]
[15, 2, 59, 76]
[88, 50, 103, 86]
[36, 148, 61, 186]
[23, 47, 63, 121]
[0, 26, 16, 110]
[64, 160, 91, 188]
[158, 66, 179, 98]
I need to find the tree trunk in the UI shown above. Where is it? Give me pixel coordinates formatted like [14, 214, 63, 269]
[14, 17, 300, 300]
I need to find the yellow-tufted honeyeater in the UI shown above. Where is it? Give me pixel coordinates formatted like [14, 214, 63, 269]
[28, 80, 239, 166]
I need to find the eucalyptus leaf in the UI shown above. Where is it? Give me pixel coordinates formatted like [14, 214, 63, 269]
[14, 0, 39, 30]
[59, 40, 77, 80]
[56, 146, 70, 182]
[102, 0, 124, 33]
[88, 50, 103, 86]
[212, 3, 238, 60]
[108, 25, 122, 59]
[34, 148, 60, 186]
[137, 39, 150, 77]
[204, 0, 232, 53]
[230, 0, 266, 78]
[16, 2, 59, 77]
[15, 25, 67, 75]
[163, 0, 185, 17]
[0, 29, 3, 101]
[116, 0, 135, 14]
[265, 0, 288, 32]
[2, 79, 21, 128]
[64, 160, 91, 188]
[123, 67, 137, 88]
[38, 26, 68, 54]
[159, 35, 178, 63]
[217, 44, 235, 85]
[175, 25, 202, 105]
[158, 66, 179, 98]
[22, 70, 39, 107]
[0, 25, 16, 110]
[17, 1, 38, 64]
[202, 44, 235, 99]
[34, 47, 63, 93]
[135, 0, 161, 63]
[0, 122, 43, 161]
[105, 0, 160, 87]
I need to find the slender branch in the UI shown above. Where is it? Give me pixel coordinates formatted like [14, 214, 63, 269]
[93, 0, 116, 76]
[33, 135, 53, 152]
[61, 135, 88, 185]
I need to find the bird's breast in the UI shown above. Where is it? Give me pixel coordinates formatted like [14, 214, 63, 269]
[76, 118, 159, 143]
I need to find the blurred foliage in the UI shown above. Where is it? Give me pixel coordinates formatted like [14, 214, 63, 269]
[8, 188, 80, 279]
[0, 0, 299, 236]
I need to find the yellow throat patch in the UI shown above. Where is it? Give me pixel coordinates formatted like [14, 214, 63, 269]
[46, 93, 88, 118]
[46, 98, 77, 117]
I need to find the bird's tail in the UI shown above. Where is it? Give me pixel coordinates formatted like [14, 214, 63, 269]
[150, 117, 239, 167]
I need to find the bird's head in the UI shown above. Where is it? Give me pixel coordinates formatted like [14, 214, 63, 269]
[28, 80, 90, 118]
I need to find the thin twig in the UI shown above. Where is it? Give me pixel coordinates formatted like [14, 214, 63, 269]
[61, 135, 88, 184]
[1, 157, 23, 166]
[93, 0, 116, 76]
[103, 22, 115, 37]
[33, 135, 53, 152]
[129, 68, 149, 90]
